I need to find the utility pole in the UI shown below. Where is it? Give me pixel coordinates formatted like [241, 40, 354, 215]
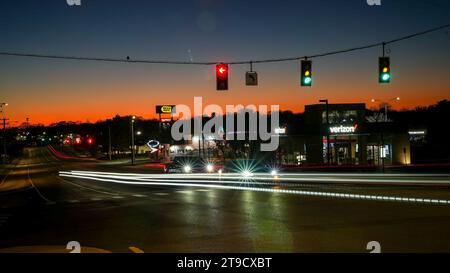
[319, 100, 331, 166]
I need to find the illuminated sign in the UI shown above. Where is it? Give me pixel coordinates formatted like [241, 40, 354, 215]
[147, 140, 160, 154]
[156, 105, 176, 114]
[274, 127, 286, 135]
[147, 140, 160, 148]
[329, 125, 358, 134]
[408, 130, 426, 135]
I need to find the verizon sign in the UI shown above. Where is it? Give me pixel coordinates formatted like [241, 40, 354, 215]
[329, 125, 358, 134]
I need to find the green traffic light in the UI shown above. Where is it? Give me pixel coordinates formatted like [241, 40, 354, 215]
[379, 57, 391, 84]
[301, 60, 312, 87]
[303, 77, 312, 85]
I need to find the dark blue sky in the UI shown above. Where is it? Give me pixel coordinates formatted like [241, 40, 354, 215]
[2, 0, 449, 60]
[1, 0, 449, 123]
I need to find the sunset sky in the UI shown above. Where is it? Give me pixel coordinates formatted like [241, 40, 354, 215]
[1, 0, 449, 125]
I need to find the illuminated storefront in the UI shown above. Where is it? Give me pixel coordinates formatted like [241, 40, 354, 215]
[279, 103, 411, 166]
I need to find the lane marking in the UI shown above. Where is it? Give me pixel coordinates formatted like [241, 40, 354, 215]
[0, 173, 11, 188]
[176, 190, 193, 194]
[154, 192, 169, 196]
[129, 247, 144, 253]
[67, 200, 80, 203]
[112, 196, 124, 199]
[90, 198, 103, 201]
[27, 168, 55, 204]
[56, 175, 119, 196]
[132, 194, 147, 198]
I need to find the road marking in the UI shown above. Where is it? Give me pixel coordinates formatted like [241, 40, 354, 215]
[129, 246, 144, 253]
[27, 168, 55, 204]
[196, 189, 211, 192]
[0, 172, 11, 188]
[132, 194, 147, 198]
[68, 200, 80, 203]
[176, 190, 193, 194]
[154, 192, 169, 196]
[112, 196, 124, 199]
[90, 197, 103, 201]
[56, 175, 119, 196]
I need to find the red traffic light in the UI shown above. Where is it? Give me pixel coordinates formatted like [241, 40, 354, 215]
[216, 63, 228, 76]
[216, 63, 229, 90]
[87, 137, 94, 145]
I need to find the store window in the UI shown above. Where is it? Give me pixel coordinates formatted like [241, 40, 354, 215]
[322, 110, 358, 124]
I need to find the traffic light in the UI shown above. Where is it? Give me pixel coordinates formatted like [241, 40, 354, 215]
[216, 63, 229, 90]
[87, 137, 94, 145]
[379, 57, 391, 83]
[301, 60, 312, 87]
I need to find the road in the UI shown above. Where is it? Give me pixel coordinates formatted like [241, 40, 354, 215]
[1, 147, 450, 253]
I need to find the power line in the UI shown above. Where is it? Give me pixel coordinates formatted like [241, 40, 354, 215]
[0, 23, 449, 66]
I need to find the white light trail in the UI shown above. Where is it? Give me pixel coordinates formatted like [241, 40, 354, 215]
[60, 171, 282, 186]
[59, 171, 450, 205]
[64, 170, 450, 186]
[63, 170, 450, 177]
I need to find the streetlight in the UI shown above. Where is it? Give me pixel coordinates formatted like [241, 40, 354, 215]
[319, 99, 331, 166]
[130, 116, 136, 166]
[371, 97, 400, 122]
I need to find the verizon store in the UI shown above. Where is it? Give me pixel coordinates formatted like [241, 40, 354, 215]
[278, 103, 411, 166]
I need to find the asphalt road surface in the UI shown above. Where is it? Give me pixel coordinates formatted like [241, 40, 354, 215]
[1, 147, 450, 253]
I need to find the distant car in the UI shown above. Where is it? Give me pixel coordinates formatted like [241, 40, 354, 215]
[166, 156, 217, 174]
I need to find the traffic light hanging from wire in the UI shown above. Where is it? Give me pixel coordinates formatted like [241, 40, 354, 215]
[379, 57, 391, 84]
[216, 63, 229, 90]
[301, 60, 312, 87]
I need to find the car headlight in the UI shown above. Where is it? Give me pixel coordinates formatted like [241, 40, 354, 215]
[206, 164, 214, 172]
[270, 170, 278, 176]
[242, 170, 253, 178]
[183, 165, 192, 173]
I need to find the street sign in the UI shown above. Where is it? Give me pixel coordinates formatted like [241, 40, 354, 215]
[156, 105, 176, 114]
[246, 71, 258, 86]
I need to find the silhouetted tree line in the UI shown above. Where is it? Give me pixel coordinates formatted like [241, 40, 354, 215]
[389, 100, 450, 162]
[4, 100, 449, 163]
